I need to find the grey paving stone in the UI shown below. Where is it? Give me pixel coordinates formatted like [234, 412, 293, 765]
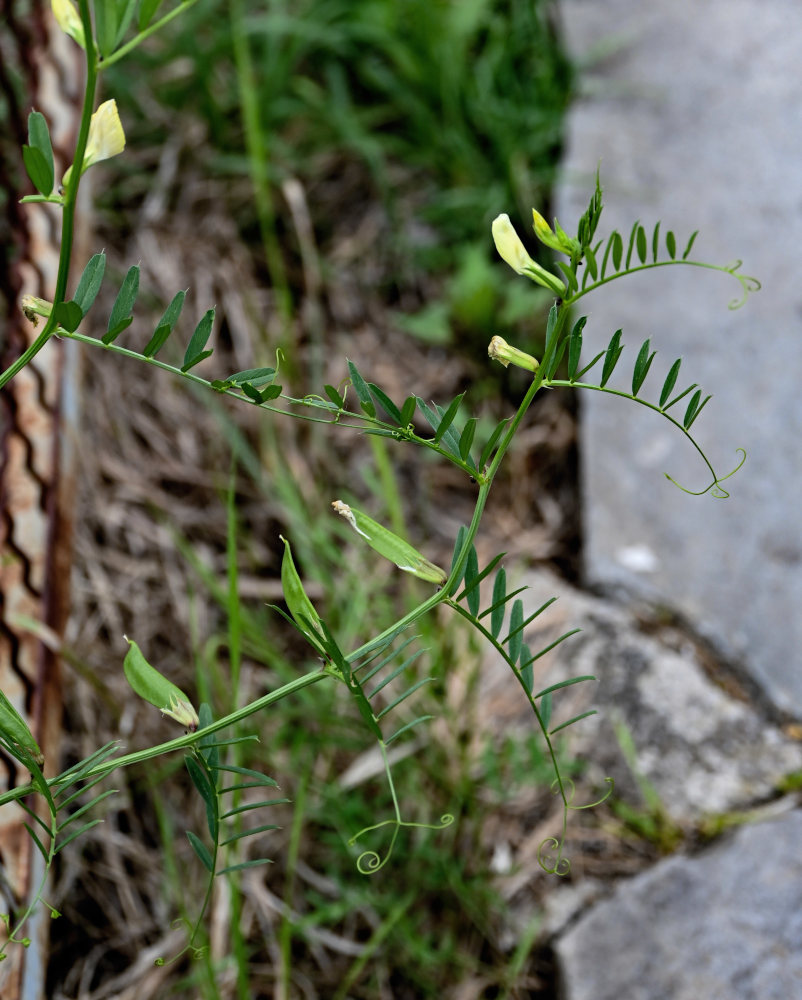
[478, 569, 802, 824]
[554, 0, 802, 713]
[555, 809, 802, 1000]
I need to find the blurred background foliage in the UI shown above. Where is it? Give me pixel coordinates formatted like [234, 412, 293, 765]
[37, 1, 602, 997]
[101, 0, 571, 354]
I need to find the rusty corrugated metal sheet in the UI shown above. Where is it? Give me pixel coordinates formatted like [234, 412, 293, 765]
[0, 3, 84, 996]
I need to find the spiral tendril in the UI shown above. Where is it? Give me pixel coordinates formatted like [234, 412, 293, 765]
[537, 836, 570, 877]
[356, 849, 384, 874]
[349, 813, 455, 875]
[725, 267, 761, 309]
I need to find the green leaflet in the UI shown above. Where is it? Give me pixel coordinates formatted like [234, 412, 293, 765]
[0, 689, 44, 766]
[123, 637, 199, 730]
[279, 536, 325, 651]
[332, 500, 447, 585]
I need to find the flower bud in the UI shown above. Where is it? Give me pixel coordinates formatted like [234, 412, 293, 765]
[488, 336, 539, 373]
[532, 209, 581, 257]
[21, 295, 53, 326]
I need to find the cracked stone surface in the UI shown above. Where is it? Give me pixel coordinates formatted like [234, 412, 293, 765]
[480, 569, 802, 823]
[554, 0, 802, 715]
[555, 809, 802, 1000]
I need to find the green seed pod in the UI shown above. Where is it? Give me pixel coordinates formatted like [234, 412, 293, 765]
[279, 536, 325, 650]
[0, 689, 44, 766]
[123, 637, 199, 731]
[331, 501, 447, 585]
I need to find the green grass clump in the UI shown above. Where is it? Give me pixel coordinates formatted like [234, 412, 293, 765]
[105, 0, 571, 279]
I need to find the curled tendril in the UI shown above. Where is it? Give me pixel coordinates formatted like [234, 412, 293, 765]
[569, 776, 615, 810]
[154, 918, 206, 967]
[537, 836, 570, 877]
[539, 778, 613, 876]
[723, 264, 761, 309]
[349, 813, 455, 875]
[356, 849, 384, 875]
[666, 447, 747, 498]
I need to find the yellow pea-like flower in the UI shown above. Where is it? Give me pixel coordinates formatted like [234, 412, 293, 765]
[491, 214, 566, 296]
[51, 0, 85, 48]
[63, 100, 126, 188]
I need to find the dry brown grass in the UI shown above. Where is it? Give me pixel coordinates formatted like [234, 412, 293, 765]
[46, 122, 607, 999]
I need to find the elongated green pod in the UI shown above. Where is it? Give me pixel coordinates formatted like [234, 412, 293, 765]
[123, 637, 199, 730]
[331, 500, 447, 585]
[0, 689, 44, 766]
[279, 536, 325, 650]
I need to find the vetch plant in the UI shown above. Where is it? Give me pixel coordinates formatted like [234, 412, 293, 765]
[0, 0, 759, 974]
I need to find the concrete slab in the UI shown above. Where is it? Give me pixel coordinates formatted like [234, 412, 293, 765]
[555, 0, 802, 714]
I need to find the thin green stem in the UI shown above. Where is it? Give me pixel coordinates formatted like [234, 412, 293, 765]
[228, 0, 293, 334]
[278, 770, 308, 1000]
[568, 257, 755, 308]
[546, 378, 722, 490]
[447, 601, 569, 805]
[57, 0, 97, 306]
[344, 307, 564, 665]
[98, 0, 202, 70]
[369, 434, 406, 538]
[0, 0, 97, 391]
[0, 671, 329, 809]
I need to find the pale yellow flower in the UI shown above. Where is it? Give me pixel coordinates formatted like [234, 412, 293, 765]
[63, 100, 126, 188]
[84, 100, 126, 168]
[51, 0, 85, 48]
[492, 214, 536, 275]
[491, 214, 566, 296]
